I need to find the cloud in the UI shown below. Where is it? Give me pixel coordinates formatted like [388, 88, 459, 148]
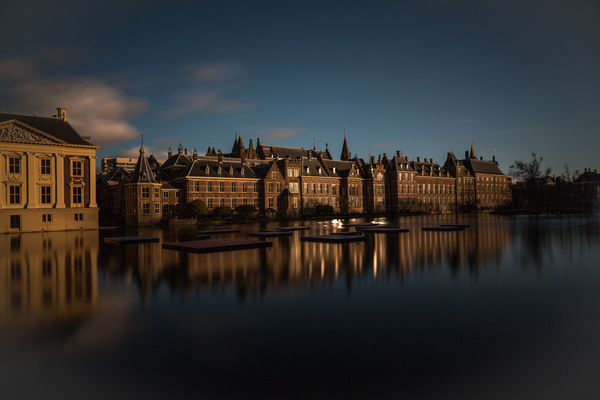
[164, 88, 249, 117]
[259, 127, 303, 141]
[1, 52, 148, 148]
[185, 61, 246, 83]
[492, 126, 542, 136]
[117, 145, 170, 163]
[7, 78, 148, 147]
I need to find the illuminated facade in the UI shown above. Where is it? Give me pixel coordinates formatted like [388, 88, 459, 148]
[1, 109, 99, 233]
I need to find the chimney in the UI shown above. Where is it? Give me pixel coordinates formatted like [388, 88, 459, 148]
[371, 156, 376, 165]
[249, 139, 254, 150]
[185, 148, 188, 155]
[178, 145, 183, 155]
[308, 152, 312, 160]
[192, 149, 198, 160]
[480, 157, 483, 160]
[54, 107, 67, 121]
[417, 157, 421, 162]
[465, 151, 469, 159]
[218, 155, 223, 163]
[396, 150, 401, 158]
[168, 148, 172, 158]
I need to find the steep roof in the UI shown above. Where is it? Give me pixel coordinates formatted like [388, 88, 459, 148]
[574, 170, 600, 183]
[340, 133, 350, 161]
[181, 159, 258, 179]
[129, 146, 159, 184]
[0, 112, 94, 146]
[463, 158, 505, 175]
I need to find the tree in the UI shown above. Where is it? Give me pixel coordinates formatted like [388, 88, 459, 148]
[213, 205, 233, 219]
[509, 153, 551, 213]
[235, 204, 258, 219]
[182, 199, 208, 219]
[509, 152, 551, 184]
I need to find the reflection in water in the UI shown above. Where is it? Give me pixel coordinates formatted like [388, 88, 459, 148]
[0, 230, 98, 346]
[95, 215, 516, 303]
[2, 215, 600, 399]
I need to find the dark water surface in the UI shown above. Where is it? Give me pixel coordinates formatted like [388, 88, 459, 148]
[2, 214, 600, 399]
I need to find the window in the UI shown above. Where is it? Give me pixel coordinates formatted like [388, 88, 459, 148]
[194, 181, 200, 192]
[290, 182, 299, 193]
[293, 197, 298, 208]
[242, 182, 248, 192]
[272, 172, 278, 179]
[9, 185, 21, 204]
[312, 183, 316, 194]
[141, 187, 149, 198]
[41, 186, 52, 204]
[42, 214, 52, 222]
[332, 184, 337, 195]
[155, 188, 160, 198]
[325, 184, 329, 194]
[254, 182, 258, 192]
[9, 157, 20, 174]
[231, 182, 236, 192]
[155, 203, 160, 214]
[142, 203, 150, 214]
[208, 198, 213, 208]
[219, 198, 225, 207]
[268, 182, 274, 193]
[10, 215, 20, 229]
[243, 198, 248, 205]
[287, 170, 293, 177]
[276, 182, 282, 192]
[232, 198, 237, 208]
[74, 213, 84, 221]
[163, 204, 169, 214]
[175, 191, 180, 198]
[41, 159, 51, 174]
[294, 169, 299, 177]
[219, 181, 225, 192]
[163, 191, 169, 198]
[207, 181, 213, 192]
[72, 160, 82, 176]
[304, 182, 308, 194]
[72, 186, 82, 205]
[268, 197, 274, 208]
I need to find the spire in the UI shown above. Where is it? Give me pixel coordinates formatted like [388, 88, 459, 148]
[129, 140, 158, 184]
[469, 142, 477, 159]
[340, 129, 350, 161]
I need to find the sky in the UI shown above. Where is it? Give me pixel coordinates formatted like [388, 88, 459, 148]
[1, 0, 599, 177]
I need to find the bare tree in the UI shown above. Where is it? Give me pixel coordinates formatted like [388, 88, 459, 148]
[509, 152, 551, 184]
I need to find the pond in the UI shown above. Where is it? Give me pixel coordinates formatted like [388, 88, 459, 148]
[2, 214, 600, 399]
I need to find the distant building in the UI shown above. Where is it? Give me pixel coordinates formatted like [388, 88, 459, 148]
[97, 135, 512, 226]
[101, 157, 138, 174]
[1, 108, 99, 233]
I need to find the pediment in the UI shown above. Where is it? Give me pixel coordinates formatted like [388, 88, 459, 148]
[0, 121, 64, 144]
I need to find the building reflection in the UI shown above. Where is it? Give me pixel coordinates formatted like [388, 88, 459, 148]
[0, 230, 98, 342]
[97, 216, 516, 303]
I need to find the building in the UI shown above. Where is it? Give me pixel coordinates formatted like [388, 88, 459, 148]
[100, 157, 138, 174]
[1, 108, 99, 233]
[97, 135, 512, 226]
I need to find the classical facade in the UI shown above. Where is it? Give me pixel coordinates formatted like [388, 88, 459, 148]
[97, 137, 512, 226]
[1, 109, 99, 233]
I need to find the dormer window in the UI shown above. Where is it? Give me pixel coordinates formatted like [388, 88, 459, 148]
[332, 167, 336, 174]
[305, 166, 310, 174]
[205, 166, 210, 174]
[218, 166, 222, 174]
[241, 168, 244, 176]
[318, 167, 322, 174]
[229, 167, 233, 174]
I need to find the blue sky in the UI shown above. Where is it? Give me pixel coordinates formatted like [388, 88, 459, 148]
[1, 0, 599, 176]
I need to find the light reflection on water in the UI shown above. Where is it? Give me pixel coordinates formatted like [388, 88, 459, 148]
[1, 214, 600, 399]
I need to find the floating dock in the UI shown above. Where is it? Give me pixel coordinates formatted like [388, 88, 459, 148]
[301, 234, 367, 243]
[196, 229, 241, 235]
[163, 239, 272, 254]
[275, 226, 311, 231]
[248, 231, 293, 238]
[355, 226, 409, 233]
[104, 236, 159, 244]
[422, 226, 466, 232]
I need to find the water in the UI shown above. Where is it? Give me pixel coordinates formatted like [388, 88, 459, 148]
[2, 214, 600, 399]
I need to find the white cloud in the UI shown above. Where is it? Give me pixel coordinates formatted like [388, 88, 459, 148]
[7, 78, 148, 147]
[1, 52, 148, 148]
[259, 127, 303, 141]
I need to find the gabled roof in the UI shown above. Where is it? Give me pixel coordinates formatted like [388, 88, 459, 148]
[181, 159, 258, 179]
[0, 112, 94, 146]
[574, 170, 600, 183]
[385, 154, 413, 172]
[463, 158, 505, 175]
[129, 146, 159, 184]
[302, 158, 331, 177]
[161, 153, 192, 169]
